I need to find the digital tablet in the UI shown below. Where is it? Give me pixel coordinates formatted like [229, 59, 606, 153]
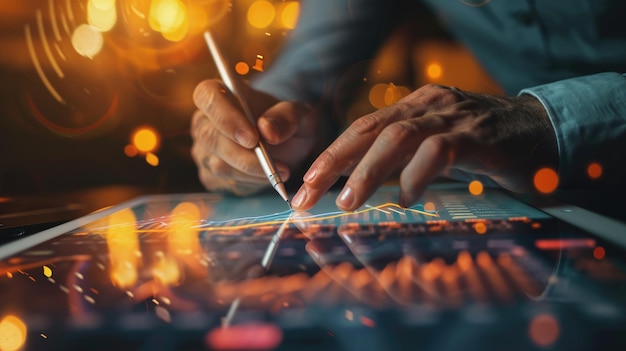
[1, 182, 625, 351]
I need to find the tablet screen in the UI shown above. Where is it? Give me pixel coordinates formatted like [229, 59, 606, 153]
[1, 183, 625, 350]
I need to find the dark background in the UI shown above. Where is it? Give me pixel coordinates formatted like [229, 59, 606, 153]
[0, 0, 531, 228]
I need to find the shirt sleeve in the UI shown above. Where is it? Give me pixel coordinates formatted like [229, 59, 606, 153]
[250, 0, 400, 104]
[519, 72, 626, 188]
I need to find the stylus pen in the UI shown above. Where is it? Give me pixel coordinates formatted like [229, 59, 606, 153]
[203, 31, 290, 206]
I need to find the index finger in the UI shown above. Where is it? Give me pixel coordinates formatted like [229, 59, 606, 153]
[193, 79, 259, 149]
[291, 107, 405, 210]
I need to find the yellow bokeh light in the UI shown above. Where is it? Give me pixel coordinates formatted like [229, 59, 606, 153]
[235, 61, 250, 75]
[106, 208, 140, 289]
[88, 0, 117, 32]
[153, 256, 181, 286]
[132, 127, 158, 153]
[468, 180, 483, 196]
[0, 315, 27, 351]
[71, 24, 104, 59]
[247, 0, 275, 29]
[43, 265, 53, 278]
[146, 152, 160, 167]
[149, 0, 188, 41]
[92, 0, 116, 10]
[278, 2, 300, 29]
[426, 63, 442, 80]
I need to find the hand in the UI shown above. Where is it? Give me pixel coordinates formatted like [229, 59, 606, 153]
[291, 84, 558, 211]
[190, 79, 323, 195]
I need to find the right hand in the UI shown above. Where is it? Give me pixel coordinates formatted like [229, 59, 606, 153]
[190, 79, 321, 195]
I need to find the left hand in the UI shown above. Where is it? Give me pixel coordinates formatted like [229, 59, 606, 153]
[290, 84, 558, 211]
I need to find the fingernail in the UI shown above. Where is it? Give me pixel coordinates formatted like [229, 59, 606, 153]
[337, 186, 355, 210]
[303, 167, 317, 183]
[291, 188, 307, 209]
[234, 128, 252, 148]
[399, 192, 412, 208]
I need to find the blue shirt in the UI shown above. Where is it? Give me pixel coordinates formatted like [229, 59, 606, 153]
[252, 0, 626, 189]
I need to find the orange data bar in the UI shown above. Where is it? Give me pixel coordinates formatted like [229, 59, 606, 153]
[535, 239, 596, 250]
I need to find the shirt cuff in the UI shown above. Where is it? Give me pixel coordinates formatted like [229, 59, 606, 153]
[519, 72, 626, 188]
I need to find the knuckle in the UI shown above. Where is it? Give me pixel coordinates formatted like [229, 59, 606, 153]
[237, 156, 261, 176]
[197, 123, 219, 152]
[351, 113, 384, 134]
[207, 156, 230, 177]
[193, 80, 221, 109]
[190, 110, 205, 136]
[380, 121, 415, 143]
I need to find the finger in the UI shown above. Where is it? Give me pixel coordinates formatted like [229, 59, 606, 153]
[190, 110, 206, 142]
[335, 116, 447, 211]
[193, 79, 258, 149]
[398, 133, 464, 207]
[291, 107, 406, 210]
[257, 101, 302, 145]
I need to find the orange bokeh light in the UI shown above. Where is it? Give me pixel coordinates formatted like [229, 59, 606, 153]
[426, 63, 442, 80]
[235, 62, 250, 75]
[587, 162, 603, 179]
[533, 168, 559, 194]
[124, 144, 138, 157]
[424, 201, 436, 212]
[593, 246, 605, 260]
[468, 180, 483, 195]
[247, 0, 275, 29]
[473, 222, 487, 234]
[528, 314, 560, 347]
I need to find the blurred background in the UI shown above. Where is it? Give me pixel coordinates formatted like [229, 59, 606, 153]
[0, 0, 501, 204]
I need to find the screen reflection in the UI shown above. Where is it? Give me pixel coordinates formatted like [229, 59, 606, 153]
[0, 185, 625, 350]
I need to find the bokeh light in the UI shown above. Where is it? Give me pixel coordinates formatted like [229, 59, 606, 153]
[235, 61, 250, 75]
[88, 0, 117, 32]
[593, 246, 605, 260]
[424, 201, 436, 212]
[0, 315, 27, 351]
[106, 208, 140, 289]
[132, 127, 159, 153]
[587, 162, 603, 180]
[146, 152, 160, 166]
[71, 24, 104, 59]
[426, 62, 442, 80]
[533, 168, 559, 194]
[473, 222, 487, 234]
[247, 0, 275, 29]
[149, 0, 189, 41]
[124, 144, 139, 157]
[468, 180, 483, 196]
[277, 1, 300, 29]
[383, 83, 410, 106]
[43, 265, 53, 278]
[369, 83, 411, 109]
[528, 314, 560, 347]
